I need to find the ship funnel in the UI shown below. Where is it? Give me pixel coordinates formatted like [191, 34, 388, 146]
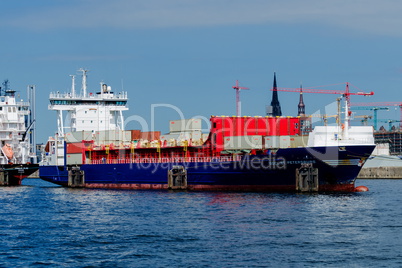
[102, 83, 108, 93]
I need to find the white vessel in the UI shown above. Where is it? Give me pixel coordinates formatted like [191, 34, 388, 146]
[0, 80, 38, 185]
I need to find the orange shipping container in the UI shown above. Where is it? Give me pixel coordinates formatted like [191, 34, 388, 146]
[141, 131, 161, 140]
[66, 142, 84, 154]
[131, 130, 141, 140]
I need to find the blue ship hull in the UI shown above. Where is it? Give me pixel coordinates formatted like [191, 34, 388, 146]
[39, 145, 375, 192]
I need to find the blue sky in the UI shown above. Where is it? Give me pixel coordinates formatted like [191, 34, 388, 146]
[1, 0, 402, 143]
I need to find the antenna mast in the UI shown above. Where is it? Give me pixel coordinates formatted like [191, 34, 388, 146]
[27, 85, 36, 163]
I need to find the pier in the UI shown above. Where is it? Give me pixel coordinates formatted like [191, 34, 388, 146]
[357, 166, 402, 179]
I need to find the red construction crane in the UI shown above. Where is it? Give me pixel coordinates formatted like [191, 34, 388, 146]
[272, 82, 374, 139]
[272, 82, 374, 105]
[232, 80, 249, 117]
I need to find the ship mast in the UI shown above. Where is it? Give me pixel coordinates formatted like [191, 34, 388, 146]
[27, 85, 36, 163]
[79, 68, 88, 97]
[70, 75, 76, 97]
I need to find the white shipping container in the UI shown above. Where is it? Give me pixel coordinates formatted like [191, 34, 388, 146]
[264, 136, 291, 148]
[95, 130, 130, 142]
[65, 131, 93, 142]
[290, 136, 308, 147]
[123, 131, 131, 142]
[160, 133, 180, 141]
[224, 135, 263, 150]
[191, 131, 202, 141]
[264, 136, 279, 149]
[279, 136, 291, 148]
[66, 153, 83, 165]
[169, 119, 202, 133]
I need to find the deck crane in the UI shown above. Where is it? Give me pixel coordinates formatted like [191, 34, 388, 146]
[272, 82, 374, 139]
[350, 106, 389, 130]
[378, 119, 402, 131]
[232, 80, 249, 117]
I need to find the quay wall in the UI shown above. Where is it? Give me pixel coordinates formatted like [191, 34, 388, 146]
[357, 167, 402, 179]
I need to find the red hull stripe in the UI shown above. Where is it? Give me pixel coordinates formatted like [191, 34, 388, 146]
[82, 183, 356, 192]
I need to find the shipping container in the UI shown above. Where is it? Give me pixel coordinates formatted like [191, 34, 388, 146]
[65, 131, 93, 142]
[66, 153, 83, 165]
[141, 131, 161, 140]
[224, 135, 263, 150]
[131, 130, 141, 140]
[169, 119, 202, 133]
[264, 136, 279, 149]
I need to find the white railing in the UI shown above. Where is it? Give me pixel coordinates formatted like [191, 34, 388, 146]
[49, 92, 128, 100]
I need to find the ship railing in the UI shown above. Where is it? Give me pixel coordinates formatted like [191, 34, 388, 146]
[49, 92, 128, 99]
[89, 155, 242, 164]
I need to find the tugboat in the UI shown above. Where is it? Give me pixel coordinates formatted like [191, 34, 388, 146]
[39, 70, 375, 192]
[0, 80, 38, 185]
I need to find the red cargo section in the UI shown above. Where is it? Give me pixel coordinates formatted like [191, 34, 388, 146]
[66, 142, 84, 154]
[66, 141, 94, 155]
[210, 116, 301, 151]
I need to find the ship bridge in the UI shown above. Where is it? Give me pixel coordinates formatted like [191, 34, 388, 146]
[49, 69, 128, 135]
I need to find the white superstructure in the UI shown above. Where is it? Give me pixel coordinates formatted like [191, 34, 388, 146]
[42, 69, 129, 166]
[307, 125, 375, 147]
[0, 80, 36, 164]
[49, 69, 128, 136]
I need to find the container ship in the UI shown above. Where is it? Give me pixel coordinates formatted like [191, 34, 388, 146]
[39, 70, 375, 192]
[0, 80, 38, 185]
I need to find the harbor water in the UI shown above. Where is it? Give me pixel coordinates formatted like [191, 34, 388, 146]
[1, 179, 402, 267]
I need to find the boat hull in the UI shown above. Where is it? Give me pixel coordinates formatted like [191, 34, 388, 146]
[39, 145, 375, 192]
[1, 164, 39, 186]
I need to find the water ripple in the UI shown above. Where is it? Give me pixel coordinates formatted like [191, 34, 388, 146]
[0, 179, 401, 267]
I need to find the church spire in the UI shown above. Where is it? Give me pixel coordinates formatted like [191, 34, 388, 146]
[268, 72, 282, 116]
[298, 84, 305, 116]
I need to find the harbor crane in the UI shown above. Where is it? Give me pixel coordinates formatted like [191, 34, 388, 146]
[273, 82, 373, 105]
[307, 114, 338, 126]
[272, 82, 374, 139]
[352, 115, 373, 126]
[350, 106, 389, 130]
[232, 80, 249, 117]
[351, 102, 402, 128]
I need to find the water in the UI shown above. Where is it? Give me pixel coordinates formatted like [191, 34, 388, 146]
[1, 179, 402, 267]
